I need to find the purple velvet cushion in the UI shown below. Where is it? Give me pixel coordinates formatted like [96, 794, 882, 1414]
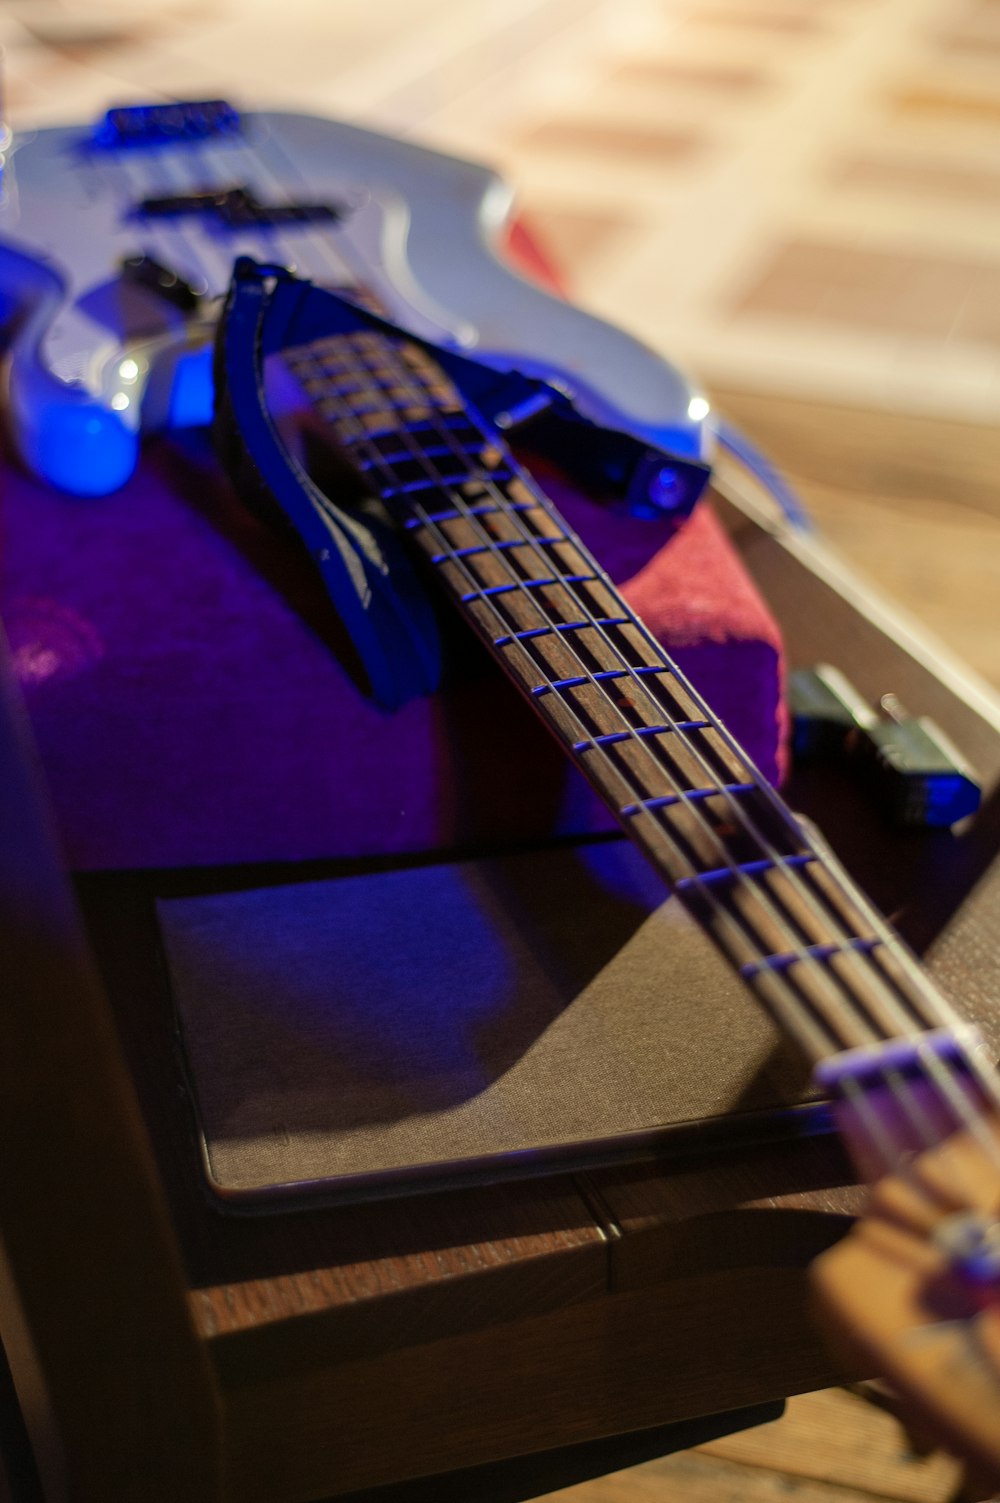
[1, 438, 786, 869]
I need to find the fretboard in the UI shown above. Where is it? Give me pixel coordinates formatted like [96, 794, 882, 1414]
[284, 326, 969, 1079]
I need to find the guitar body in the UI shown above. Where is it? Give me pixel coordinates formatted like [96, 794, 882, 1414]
[0, 105, 708, 495]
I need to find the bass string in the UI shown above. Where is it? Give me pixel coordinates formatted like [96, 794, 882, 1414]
[188, 134, 353, 287]
[293, 335, 924, 1060]
[291, 332, 1000, 1185]
[800, 841, 1000, 1166]
[815, 850, 991, 1045]
[177, 127, 370, 295]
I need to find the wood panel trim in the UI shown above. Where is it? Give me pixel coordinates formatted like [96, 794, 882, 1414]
[0, 630, 223, 1501]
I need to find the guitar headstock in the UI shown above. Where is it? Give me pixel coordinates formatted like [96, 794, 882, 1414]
[812, 1115, 1000, 1478]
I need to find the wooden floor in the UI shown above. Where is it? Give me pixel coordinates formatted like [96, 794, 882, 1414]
[712, 390, 1000, 694]
[536, 1388, 963, 1503]
[532, 389, 1000, 1503]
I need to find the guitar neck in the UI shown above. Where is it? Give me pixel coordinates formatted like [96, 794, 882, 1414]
[285, 327, 975, 1103]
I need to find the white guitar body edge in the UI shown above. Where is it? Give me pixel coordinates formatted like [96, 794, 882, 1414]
[0, 108, 709, 496]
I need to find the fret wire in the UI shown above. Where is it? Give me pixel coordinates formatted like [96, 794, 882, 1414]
[348, 339, 937, 1049]
[739, 935, 885, 980]
[405, 501, 537, 529]
[676, 851, 816, 890]
[460, 574, 598, 602]
[289, 337, 922, 1055]
[496, 618, 631, 649]
[431, 537, 564, 564]
[611, 592, 953, 1039]
[742, 954, 847, 1060]
[574, 719, 710, 752]
[799, 836, 983, 1039]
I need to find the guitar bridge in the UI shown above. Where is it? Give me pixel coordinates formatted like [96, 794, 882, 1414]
[135, 185, 344, 229]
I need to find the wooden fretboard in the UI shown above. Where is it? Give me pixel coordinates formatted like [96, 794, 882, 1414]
[284, 325, 966, 1076]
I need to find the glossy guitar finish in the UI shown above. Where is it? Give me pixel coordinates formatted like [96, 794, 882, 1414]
[0, 103, 709, 495]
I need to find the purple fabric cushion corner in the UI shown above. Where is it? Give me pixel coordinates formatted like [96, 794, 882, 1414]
[1, 439, 786, 869]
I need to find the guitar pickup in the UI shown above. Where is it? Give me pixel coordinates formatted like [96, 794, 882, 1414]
[93, 99, 241, 149]
[135, 185, 344, 229]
